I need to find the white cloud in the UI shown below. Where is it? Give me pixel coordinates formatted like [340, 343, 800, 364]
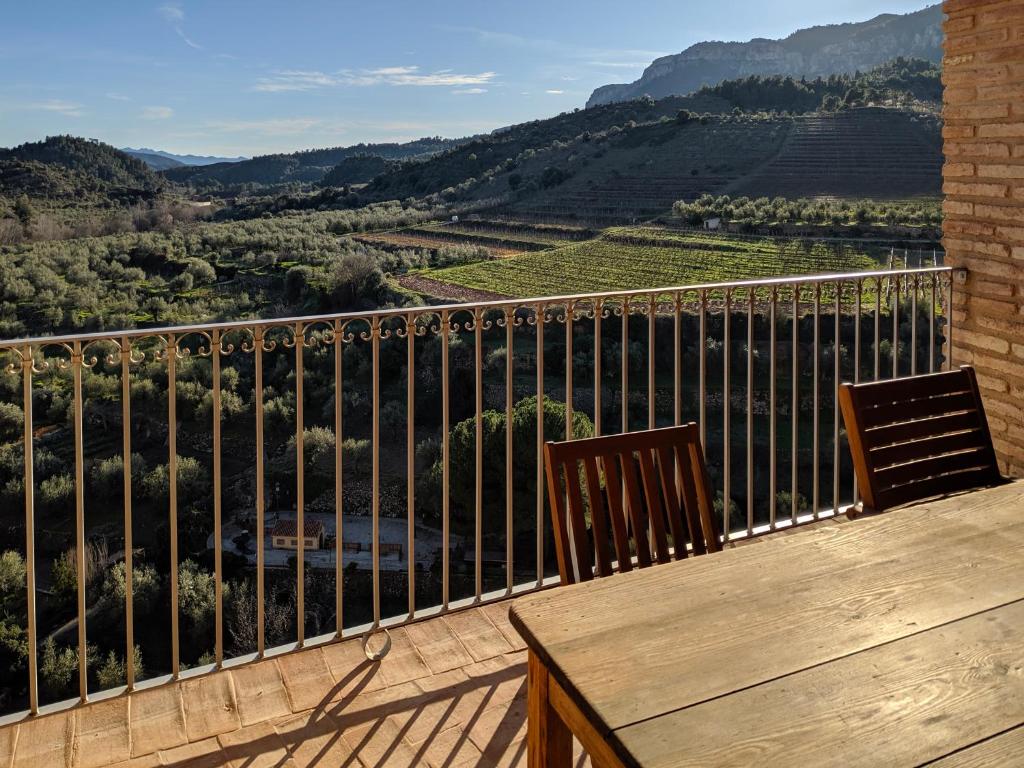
[141, 105, 174, 120]
[28, 99, 84, 117]
[158, 3, 201, 49]
[452, 87, 487, 95]
[545, 89, 565, 95]
[586, 61, 651, 69]
[105, 92, 131, 101]
[254, 66, 497, 92]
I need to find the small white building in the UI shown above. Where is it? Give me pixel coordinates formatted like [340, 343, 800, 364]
[270, 519, 325, 551]
[703, 217, 722, 231]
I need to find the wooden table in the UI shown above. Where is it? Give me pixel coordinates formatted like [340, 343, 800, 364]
[509, 482, 1024, 767]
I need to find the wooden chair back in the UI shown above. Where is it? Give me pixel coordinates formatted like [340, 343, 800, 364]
[543, 424, 721, 585]
[838, 366, 1004, 513]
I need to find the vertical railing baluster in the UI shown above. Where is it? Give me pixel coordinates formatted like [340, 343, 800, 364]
[120, 338, 135, 689]
[593, 302, 602, 437]
[892, 275, 900, 379]
[72, 342, 87, 701]
[769, 288, 777, 530]
[442, 310, 451, 606]
[504, 309, 514, 595]
[334, 320, 344, 634]
[673, 292, 681, 426]
[746, 290, 754, 536]
[254, 327, 265, 656]
[406, 315, 415, 619]
[371, 318, 381, 628]
[723, 289, 732, 540]
[929, 275, 937, 374]
[621, 299, 629, 435]
[565, 304, 574, 440]
[853, 282, 862, 505]
[911, 274, 919, 376]
[475, 309, 484, 602]
[699, 292, 707, 450]
[812, 286, 820, 518]
[791, 288, 799, 526]
[534, 305, 544, 586]
[648, 295, 656, 430]
[833, 284, 841, 516]
[947, 274, 954, 371]
[294, 324, 305, 646]
[21, 345, 38, 713]
[212, 330, 223, 667]
[166, 334, 179, 678]
[874, 279, 882, 382]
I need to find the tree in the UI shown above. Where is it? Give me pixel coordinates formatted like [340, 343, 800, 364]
[95, 646, 143, 690]
[13, 196, 33, 227]
[507, 173, 523, 191]
[676, 109, 693, 125]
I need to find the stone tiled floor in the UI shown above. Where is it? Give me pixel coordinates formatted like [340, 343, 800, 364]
[0, 597, 593, 768]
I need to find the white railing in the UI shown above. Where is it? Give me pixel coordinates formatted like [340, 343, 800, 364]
[0, 266, 956, 719]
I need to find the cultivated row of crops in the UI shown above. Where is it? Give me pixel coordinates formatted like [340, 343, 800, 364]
[423, 228, 884, 298]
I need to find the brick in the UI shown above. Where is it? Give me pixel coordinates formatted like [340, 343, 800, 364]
[975, 371, 1011, 393]
[945, 15, 976, 34]
[943, 181, 1008, 198]
[129, 685, 187, 757]
[276, 649, 336, 712]
[978, 122, 1024, 138]
[943, 125, 976, 139]
[978, 4, 1024, 27]
[181, 672, 241, 742]
[956, 328, 1011, 354]
[74, 697, 130, 768]
[974, 203, 1024, 223]
[230, 659, 292, 726]
[943, 161, 975, 177]
[1013, 246, 1024, 260]
[945, 104, 1010, 120]
[944, 238, 1010, 258]
[997, 225, 1024, 242]
[978, 164, 1024, 179]
[13, 711, 73, 768]
[947, 142, 1010, 158]
[944, 28, 1009, 55]
[975, 280, 1016, 298]
[943, 200, 974, 217]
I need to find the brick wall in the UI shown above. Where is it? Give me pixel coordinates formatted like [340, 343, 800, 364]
[942, 0, 1024, 476]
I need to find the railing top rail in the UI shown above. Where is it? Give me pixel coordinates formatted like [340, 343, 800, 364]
[0, 266, 953, 350]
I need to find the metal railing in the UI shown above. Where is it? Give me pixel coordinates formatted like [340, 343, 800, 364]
[0, 265, 955, 719]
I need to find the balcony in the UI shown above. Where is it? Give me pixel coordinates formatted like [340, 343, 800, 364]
[0, 266, 959, 767]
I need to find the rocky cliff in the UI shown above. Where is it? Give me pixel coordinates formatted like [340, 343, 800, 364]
[587, 4, 943, 107]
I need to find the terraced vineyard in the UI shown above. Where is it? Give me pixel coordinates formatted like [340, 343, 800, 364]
[418, 228, 886, 298]
[353, 219, 590, 259]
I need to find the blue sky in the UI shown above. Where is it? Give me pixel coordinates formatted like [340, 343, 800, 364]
[1, 1, 933, 157]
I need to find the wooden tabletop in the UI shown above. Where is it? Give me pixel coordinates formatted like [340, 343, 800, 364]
[510, 482, 1024, 767]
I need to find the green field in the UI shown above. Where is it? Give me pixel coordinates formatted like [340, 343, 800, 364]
[422, 229, 884, 298]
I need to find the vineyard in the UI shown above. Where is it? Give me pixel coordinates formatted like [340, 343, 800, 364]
[417, 228, 888, 298]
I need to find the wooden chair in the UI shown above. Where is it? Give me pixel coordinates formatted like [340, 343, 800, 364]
[838, 366, 1005, 514]
[543, 423, 721, 585]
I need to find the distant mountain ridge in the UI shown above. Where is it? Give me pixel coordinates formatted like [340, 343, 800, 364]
[162, 137, 466, 189]
[587, 4, 943, 107]
[122, 147, 248, 167]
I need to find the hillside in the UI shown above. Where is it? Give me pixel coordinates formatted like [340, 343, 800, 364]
[733, 107, 941, 199]
[122, 147, 248, 166]
[588, 4, 942, 106]
[163, 137, 466, 189]
[125, 150, 185, 171]
[0, 135, 165, 192]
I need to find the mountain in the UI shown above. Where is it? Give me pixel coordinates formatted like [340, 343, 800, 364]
[162, 137, 467, 190]
[122, 147, 248, 166]
[587, 4, 943, 107]
[124, 150, 185, 171]
[1, 136, 165, 194]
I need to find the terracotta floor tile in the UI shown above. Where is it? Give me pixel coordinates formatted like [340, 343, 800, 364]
[129, 685, 188, 758]
[276, 650, 337, 713]
[218, 721, 296, 768]
[181, 672, 242, 742]
[157, 737, 231, 768]
[341, 719, 419, 768]
[403, 618, 473, 674]
[443, 609, 514, 663]
[75, 696, 131, 768]
[231, 660, 293, 726]
[13, 710, 73, 768]
[410, 725, 483, 768]
[479, 602, 528, 652]
[274, 711, 360, 768]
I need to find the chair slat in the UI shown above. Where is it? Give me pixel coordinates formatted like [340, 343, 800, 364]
[638, 449, 672, 564]
[621, 451, 655, 564]
[655, 445, 688, 560]
[563, 461, 595, 581]
[581, 458, 614, 577]
[863, 410, 981, 448]
[852, 369, 972, 407]
[874, 447, 992, 489]
[544, 452, 575, 584]
[602, 454, 647, 569]
[859, 391, 975, 430]
[675, 443, 706, 556]
[878, 467, 999, 510]
[870, 429, 984, 469]
[594, 454, 633, 572]
[689, 441, 722, 553]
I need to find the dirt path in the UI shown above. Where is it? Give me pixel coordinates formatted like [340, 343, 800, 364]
[396, 274, 512, 303]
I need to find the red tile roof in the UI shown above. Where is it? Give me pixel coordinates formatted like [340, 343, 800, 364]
[270, 519, 324, 538]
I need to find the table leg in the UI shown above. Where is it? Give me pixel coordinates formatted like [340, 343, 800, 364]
[528, 649, 572, 767]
